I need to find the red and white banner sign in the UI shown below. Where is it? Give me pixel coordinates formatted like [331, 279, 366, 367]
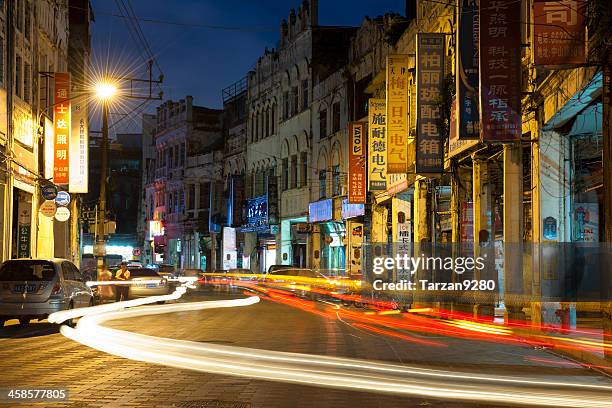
[348, 122, 367, 204]
[533, 0, 586, 66]
[479, 0, 521, 142]
[53, 73, 70, 184]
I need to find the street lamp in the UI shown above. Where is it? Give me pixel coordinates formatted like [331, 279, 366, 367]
[94, 81, 117, 280]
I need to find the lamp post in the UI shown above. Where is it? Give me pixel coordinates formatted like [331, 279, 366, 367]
[94, 82, 116, 280]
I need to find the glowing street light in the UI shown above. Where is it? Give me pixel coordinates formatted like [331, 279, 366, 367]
[95, 82, 117, 100]
[94, 80, 118, 279]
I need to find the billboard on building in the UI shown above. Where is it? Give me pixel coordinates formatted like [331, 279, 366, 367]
[367, 99, 387, 190]
[385, 55, 409, 174]
[534, 0, 586, 66]
[53, 73, 70, 184]
[348, 121, 366, 204]
[457, 0, 480, 139]
[479, 0, 521, 142]
[69, 94, 88, 193]
[416, 33, 445, 173]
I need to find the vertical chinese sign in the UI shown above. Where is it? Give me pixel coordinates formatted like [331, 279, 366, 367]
[368, 99, 386, 191]
[416, 33, 445, 174]
[457, 0, 480, 139]
[533, 0, 586, 66]
[53, 73, 70, 184]
[386, 55, 409, 174]
[348, 122, 367, 204]
[479, 0, 521, 142]
[70, 93, 88, 193]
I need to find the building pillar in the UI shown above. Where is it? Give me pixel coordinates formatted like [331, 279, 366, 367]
[503, 144, 525, 321]
[472, 156, 490, 244]
[413, 178, 429, 243]
[451, 173, 460, 244]
[472, 156, 493, 319]
[601, 64, 612, 359]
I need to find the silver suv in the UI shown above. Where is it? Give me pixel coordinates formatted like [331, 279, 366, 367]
[0, 259, 94, 326]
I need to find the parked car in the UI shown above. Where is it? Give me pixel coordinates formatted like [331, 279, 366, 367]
[115, 267, 170, 301]
[0, 259, 94, 326]
[153, 264, 177, 278]
[267, 264, 297, 274]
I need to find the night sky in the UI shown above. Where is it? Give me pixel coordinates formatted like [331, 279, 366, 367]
[90, 0, 405, 132]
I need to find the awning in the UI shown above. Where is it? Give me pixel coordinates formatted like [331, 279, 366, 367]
[569, 103, 602, 136]
[542, 71, 602, 131]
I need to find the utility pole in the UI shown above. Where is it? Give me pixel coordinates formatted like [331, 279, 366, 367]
[93, 60, 163, 280]
[95, 100, 109, 279]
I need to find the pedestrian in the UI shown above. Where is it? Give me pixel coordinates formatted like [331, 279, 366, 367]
[115, 261, 131, 302]
[98, 266, 114, 302]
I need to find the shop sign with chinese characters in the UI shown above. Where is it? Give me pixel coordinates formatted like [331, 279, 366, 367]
[457, 0, 480, 139]
[53, 73, 71, 184]
[348, 122, 366, 204]
[416, 33, 445, 173]
[479, 0, 521, 142]
[534, 0, 586, 66]
[368, 99, 387, 190]
[386, 55, 409, 173]
[70, 94, 88, 193]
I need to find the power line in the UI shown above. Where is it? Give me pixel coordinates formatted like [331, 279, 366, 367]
[69, 4, 277, 32]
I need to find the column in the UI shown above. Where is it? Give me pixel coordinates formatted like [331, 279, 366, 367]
[472, 156, 490, 244]
[413, 177, 429, 243]
[503, 144, 524, 321]
[472, 155, 493, 319]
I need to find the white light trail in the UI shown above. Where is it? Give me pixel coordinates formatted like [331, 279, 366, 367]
[53, 292, 612, 407]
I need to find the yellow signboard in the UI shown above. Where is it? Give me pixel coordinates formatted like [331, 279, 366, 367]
[368, 99, 386, 191]
[386, 55, 409, 174]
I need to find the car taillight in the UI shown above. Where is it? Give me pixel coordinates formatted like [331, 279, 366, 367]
[51, 282, 62, 295]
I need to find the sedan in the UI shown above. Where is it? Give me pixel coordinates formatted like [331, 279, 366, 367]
[120, 267, 171, 301]
[0, 258, 94, 326]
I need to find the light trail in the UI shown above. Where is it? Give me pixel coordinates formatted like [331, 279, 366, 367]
[51, 292, 612, 407]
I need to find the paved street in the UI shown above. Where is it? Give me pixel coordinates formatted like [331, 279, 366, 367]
[0, 287, 611, 408]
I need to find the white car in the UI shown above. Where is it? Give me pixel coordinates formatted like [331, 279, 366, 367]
[0, 259, 94, 326]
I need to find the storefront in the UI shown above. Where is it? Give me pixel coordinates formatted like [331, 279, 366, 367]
[540, 72, 603, 243]
[239, 195, 276, 272]
[280, 217, 307, 267]
[309, 198, 347, 276]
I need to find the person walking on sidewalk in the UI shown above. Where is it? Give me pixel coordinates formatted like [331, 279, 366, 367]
[115, 262, 131, 302]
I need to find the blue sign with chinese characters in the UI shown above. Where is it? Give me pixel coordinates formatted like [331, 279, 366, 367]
[55, 191, 71, 207]
[309, 199, 333, 223]
[239, 196, 268, 232]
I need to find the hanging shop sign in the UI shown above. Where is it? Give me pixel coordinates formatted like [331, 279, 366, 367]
[533, 0, 586, 67]
[240, 196, 268, 232]
[416, 33, 445, 173]
[479, 0, 521, 142]
[386, 55, 410, 174]
[53, 72, 71, 184]
[308, 199, 333, 223]
[55, 206, 71, 222]
[267, 175, 279, 225]
[69, 93, 89, 193]
[368, 99, 387, 190]
[55, 191, 71, 207]
[341, 198, 365, 220]
[348, 121, 367, 204]
[457, 0, 480, 139]
[41, 184, 58, 200]
[39, 200, 58, 218]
